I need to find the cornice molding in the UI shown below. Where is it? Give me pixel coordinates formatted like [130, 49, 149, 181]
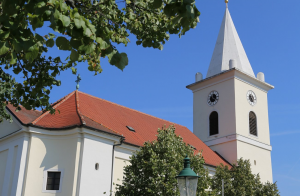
[204, 133, 272, 151]
[187, 69, 274, 93]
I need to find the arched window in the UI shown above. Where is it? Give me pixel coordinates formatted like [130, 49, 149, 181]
[209, 111, 219, 136]
[249, 112, 257, 136]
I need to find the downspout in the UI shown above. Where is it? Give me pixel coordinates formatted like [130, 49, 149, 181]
[110, 136, 125, 195]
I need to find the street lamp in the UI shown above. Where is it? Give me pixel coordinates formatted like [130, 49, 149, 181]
[176, 155, 199, 196]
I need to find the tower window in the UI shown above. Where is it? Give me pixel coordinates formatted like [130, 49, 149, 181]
[249, 111, 257, 136]
[46, 172, 61, 190]
[209, 111, 219, 136]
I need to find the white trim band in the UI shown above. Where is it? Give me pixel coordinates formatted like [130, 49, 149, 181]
[205, 134, 272, 151]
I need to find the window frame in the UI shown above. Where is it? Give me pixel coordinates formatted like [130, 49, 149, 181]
[208, 111, 219, 136]
[249, 111, 258, 137]
[42, 169, 64, 193]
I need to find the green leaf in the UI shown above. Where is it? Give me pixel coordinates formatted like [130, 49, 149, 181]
[45, 10, 52, 16]
[35, 34, 45, 43]
[13, 66, 22, 74]
[25, 44, 39, 62]
[49, 33, 55, 39]
[53, 9, 61, 21]
[0, 30, 10, 40]
[71, 67, 77, 74]
[60, 15, 70, 27]
[74, 18, 85, 29]
[83, 28, 92, 37]
[60, 0, 69, 12]
[56, 36, 71, 50]
[12, 39, 22, 53]
[30, 15, 44, 30]
[96, 37, 110, 49]
[78, 43, 95, 54]
[152, 0, 162, 9]
[46, 39, 55, 47]
[73, 12, 80, 19]
[186, 5, 195, 18]
[158, 44, 163, 50]
[9, 52, 17, 64]
[108, 51, 128, 71]
[70, 49, 79, 61]
[70, 38, 82, 49]
[0, 41, 9, 55]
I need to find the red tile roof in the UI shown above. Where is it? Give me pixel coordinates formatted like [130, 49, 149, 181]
[7, 90, 230, 167]
[6, 104, 42, 124]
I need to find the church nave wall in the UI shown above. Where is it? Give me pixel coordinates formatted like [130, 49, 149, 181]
[23, 134, 79, 196]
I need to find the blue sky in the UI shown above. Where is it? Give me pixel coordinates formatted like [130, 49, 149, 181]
[12, 0, 300, 195]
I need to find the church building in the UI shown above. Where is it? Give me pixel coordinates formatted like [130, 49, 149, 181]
[0, 3, 274, 196]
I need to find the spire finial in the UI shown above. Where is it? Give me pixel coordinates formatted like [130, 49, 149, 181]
[225, 0, 228, 7]
[75, 74, 81, 90]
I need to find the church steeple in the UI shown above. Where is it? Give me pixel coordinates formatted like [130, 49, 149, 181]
[206, 5, 255, 78]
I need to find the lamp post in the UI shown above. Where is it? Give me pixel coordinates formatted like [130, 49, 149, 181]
[176, 155, 199, 196]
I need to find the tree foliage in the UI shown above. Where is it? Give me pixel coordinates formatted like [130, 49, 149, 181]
[115, 125, 212, 196]
[0, 0, 200, 122]
[211, 158, 280, 196]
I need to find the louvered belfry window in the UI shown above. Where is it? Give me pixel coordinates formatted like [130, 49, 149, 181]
[249, 112, 257, 136]
[209, 111, 219, 136]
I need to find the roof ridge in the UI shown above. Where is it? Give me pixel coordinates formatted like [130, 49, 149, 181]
[82, 115, 121, 136]
[50, 91, 75, 108]
[31, 91, 76, 125]
[78, 91, 184, 127]
[75, 90, 86, 125]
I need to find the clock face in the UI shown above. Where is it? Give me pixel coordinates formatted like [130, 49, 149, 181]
[247, 90, 257, 106]
[207, 91, 219, 106]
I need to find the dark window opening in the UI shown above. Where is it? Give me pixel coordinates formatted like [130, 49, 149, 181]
[126, 126, 135, 132]
[249, 112, 257, 136]
[188, 144, 197, 150]
[209, 111, 219, 136]
[46, 172, 61, 190]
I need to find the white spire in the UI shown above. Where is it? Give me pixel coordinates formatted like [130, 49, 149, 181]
[206, 7, 255, 78]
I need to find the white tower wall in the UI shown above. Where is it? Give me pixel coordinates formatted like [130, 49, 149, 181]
[187, 70, 274, 183]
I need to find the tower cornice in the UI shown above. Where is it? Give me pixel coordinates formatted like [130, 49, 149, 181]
[187, 68, 274, 93]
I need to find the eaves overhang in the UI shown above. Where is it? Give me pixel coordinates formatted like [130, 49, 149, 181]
[4, 106, 124, 140]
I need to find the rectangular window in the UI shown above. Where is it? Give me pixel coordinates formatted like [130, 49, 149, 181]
[46, 172, 61, 190]
[43, 169, 63, 193]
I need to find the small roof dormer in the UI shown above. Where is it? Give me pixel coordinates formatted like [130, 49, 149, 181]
[206, 5, 255, 78]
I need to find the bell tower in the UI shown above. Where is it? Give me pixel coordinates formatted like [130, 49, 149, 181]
[187, 3, 274, 183]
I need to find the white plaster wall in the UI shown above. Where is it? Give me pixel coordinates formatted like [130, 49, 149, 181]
[0, 119, 21, 138]
[112, 158, 128, 193]
[0, 133, 30, 196]
[237, 140, 273, 183]
[206, 166, 216, 177]
[209, 141, 237, 165]
[234, 78, 271, 145]
[8, 146, 18, 196]
[79, 136, 114, 196]
[24, 135, 78, 196]
[0, 149, 8, 194]
[193, 78, 236, 142]
[112, 145, 136, 194]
